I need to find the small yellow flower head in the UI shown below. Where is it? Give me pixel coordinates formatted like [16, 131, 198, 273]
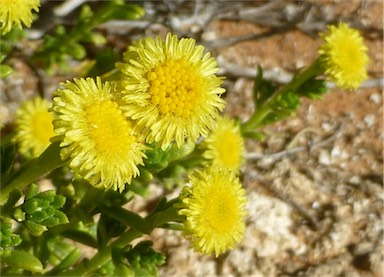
[178, 167, 247, 257]
[117, 33, 226, 150]
[318, 22, 370, 90]
[52, 77, 147, 191]
[14, 97, 55, 158]
[0, 0, 40, 35]
[202, 116, 245, 173]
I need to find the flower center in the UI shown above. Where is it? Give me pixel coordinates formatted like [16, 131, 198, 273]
[205, 187, 238, 233]
[338, 39, 365, 74]
[31, 111, 55, 144]
[147, 59, 203, 117]
[85, 100, 135, 159]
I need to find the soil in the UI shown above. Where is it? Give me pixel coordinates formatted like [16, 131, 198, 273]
[0, 1, 382, 277]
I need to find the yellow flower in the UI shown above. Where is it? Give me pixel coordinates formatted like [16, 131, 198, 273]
[318, 22, 370, 90]
[178, 167, 247, 257]
[0, 0, 40, 35]
[117, 33, 226, 150]
[14, 97, 55, 158]
[202, 116, 245, 173]
[52, 77, 147, 191]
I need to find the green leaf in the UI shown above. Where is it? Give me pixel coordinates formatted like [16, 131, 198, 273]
[53, 210, 69, 225]
[275, 91, 301, 110]
[47, 248, 81, 274]
[78, 4, 94, 22]
[128, 180, 150, 197]
[166, 143, 195, 162]
[0, 217, 22, 251]
[259, 91, 301, 126]
[96, 259, 115, 276]
[66, 42, 86, 60]
[150, 197, 170, 214]
[124, 241, 165, 277]
[60, 229, 97, 248]
[0, 142, 16, 184]
[143, 146, 170, 172]
[95, 0, 145, 24]
[40, 209, 68, 227]
[51, 194, 66, 209]
[140, 169, 154, 182]
[147, 206, 183, 228]
[29, 210, 48, 223]
[253, 65, 277, 109]
[32, 0, 144, 76]
[25, 220, 47, 236]
[1, 250, 44, 273]
[55, 25, 66, 35]
[242, 131, 266, 141]
[22, 198, 39, 213]
[13, 207, 25, 221]
[36, 190, 56, 202]
[46, 238, 79, 266]
[21, 184, 68, 228]
[108, 3, 145, 20]
[0, 64, 13, 79]
[296, 78, 328, 100]
[97, 214, 127, 246]
[2, 190, 22, 214]
[99, 204, 151, 234]
[89, 32, 107, 45]
[113, 263, 135, 277]
[25, 183, 39, 200]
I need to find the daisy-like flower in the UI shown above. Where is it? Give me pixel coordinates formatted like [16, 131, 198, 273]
[178, 167, 247, 257]
[0, 0, 40, 35]
[14, 97, 55, 158]
[318, 22, 370, 90]
[52, 77, 147, 191]
[202, 116, 245, 174]
[117, 33, 226, 150]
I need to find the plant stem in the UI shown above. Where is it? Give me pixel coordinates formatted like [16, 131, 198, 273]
[241, 58, 323, 133]
[60, 205, 183, 275]
[0, 141, 66, 205]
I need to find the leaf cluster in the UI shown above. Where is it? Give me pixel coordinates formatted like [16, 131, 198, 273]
[243, 65, 327, 136]
[31, 0, 144, 75]
[124, 241, 166, 276]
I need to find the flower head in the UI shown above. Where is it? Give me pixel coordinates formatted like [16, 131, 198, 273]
[318, 22, 370, 90]
[202, 116, 245, 173]
[52, 77, 147, 191]
[178, 167, 247, 257]
[0, 0, 40, 35]
[117, 33, 226, 150]
[14, 97, 55, 158]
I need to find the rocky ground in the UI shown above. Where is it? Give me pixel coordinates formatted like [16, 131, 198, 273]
[1, 1, 383, 276]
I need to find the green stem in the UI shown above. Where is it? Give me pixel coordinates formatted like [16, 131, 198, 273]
[60, 204, 184, 276]
[0, 141, 66, 205]
[240, 106, 271, 133]
[241, 58, 323, 133]
[57, 229, 141, 276]
[98, 204, 151, 234]
[74, 186, 105, 226]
